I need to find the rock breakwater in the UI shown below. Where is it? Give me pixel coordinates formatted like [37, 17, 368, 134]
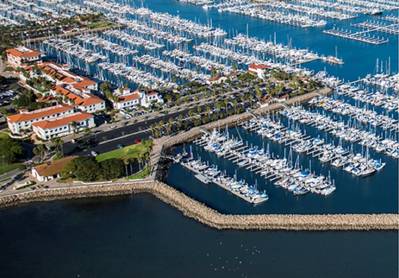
[0, 180, 397, 231]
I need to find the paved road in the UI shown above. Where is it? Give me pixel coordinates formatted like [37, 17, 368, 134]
[63, 95, 251, 156]
[63, 109, 186, 156]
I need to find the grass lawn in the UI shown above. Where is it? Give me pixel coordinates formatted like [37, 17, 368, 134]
[0, 162, 23, 175]
[128, 166, 150, 180]
[0, 132, 9, 140]
[96, 140, 153, 163]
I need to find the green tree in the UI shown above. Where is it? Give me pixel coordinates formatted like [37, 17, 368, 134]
[61, 157, 101, 182]
[255, 85, 262, 100]
[0, 137, 23, 163]
[33, 144, 47, 162]
[100, 158, 124, 180]
[51, 137, 63, 156]
[100, 81, 112, 94]
[12, 90, 36, 109]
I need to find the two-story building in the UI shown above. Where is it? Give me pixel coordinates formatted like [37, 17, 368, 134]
[7, 105, 75, 135]
[51, 85, 105, 113]
[111, 88, 163, 110]
[32, 112, 95, 140]
[6, 47, 42, 68]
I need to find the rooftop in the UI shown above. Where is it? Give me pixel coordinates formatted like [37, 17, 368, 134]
[7, 105, 75, 123]
[53, 85, 103, 107]
[34, 156, 77, 177]
[6, 47, 41, 59]
[118, 92, 140, 103]
[32, 112, 93, 130]
[249, 63, 270, 70]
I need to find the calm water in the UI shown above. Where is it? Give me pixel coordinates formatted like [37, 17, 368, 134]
[139, 0, 398, 81]
[166, 108, 398, 214]
[3, 0, 398, 276]
[152, 0, 399, 215]
[0, 195, 397, 278]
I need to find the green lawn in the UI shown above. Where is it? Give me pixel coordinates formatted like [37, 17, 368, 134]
[0, 132, 9, 140]
[0, 162, 23, 175]
[96, 141, 153, 162]
[128, 166, 150, 180]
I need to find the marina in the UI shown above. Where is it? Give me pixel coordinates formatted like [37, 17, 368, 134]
[178, 155, 269, 204]
[7, 0, 394, 213]
[0, 0, 398, 276]
[191, 128, 337, 197]
[4, 0, 396, 214]
[323, 28, 390, 45]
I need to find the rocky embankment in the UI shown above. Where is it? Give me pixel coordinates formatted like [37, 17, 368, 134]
[0, 180, 397, 231]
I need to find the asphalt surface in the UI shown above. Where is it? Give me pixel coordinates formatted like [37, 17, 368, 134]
[63, 110, 184, 156]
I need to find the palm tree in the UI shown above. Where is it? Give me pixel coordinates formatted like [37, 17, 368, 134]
[33, 144, 47, 162]
[70, 121, 78, 139]
[51, 137, 64, 156]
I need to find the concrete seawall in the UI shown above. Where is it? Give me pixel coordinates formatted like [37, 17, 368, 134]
[0, 180, 397, 231]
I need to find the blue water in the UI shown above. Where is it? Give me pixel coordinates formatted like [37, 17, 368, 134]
[138, 0, 398, 81]
[137, 0, 399, 214]
[166, 127, 398, 214]
[44, 0, 399, 88]
[0, 195, 397, 278]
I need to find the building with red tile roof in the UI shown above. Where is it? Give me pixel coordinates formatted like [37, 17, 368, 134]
[51, 85, 105, 113]
[32, 156, 77, 182]
[6, 47, 42, 67]
[248, 63, 270, 79]
[37, 62, 98, 92]
[111, 88, 163, 110]
[7, 105, 75, 135]
[32, 112, 95, 140]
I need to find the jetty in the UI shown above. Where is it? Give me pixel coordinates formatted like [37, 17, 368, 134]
[0, 180, 397, 231]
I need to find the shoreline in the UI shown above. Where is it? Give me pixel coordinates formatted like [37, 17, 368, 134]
[0, 180, 397, 231]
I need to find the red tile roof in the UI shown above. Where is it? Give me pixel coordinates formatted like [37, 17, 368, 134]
[72, 78, 96, 91]
[147, 91, 158, 96]
[32, 112, 93, 130]
[7, 105, 75, 123]
[34, 156, 77, 177]
[249, 63, 269, 70]
[118, 93, 140, 103]
[79, 96, 103, 106]
[61, 77, 76, 84]
[6, 47, 41, 58]
[52, 86, 103, 107]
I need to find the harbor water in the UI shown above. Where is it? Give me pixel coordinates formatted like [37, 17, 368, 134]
[0, 195, 397, 278]
[138, 0, 398, 80]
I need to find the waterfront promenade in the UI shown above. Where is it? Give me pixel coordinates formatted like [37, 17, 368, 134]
[0, 179, 397, 231]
